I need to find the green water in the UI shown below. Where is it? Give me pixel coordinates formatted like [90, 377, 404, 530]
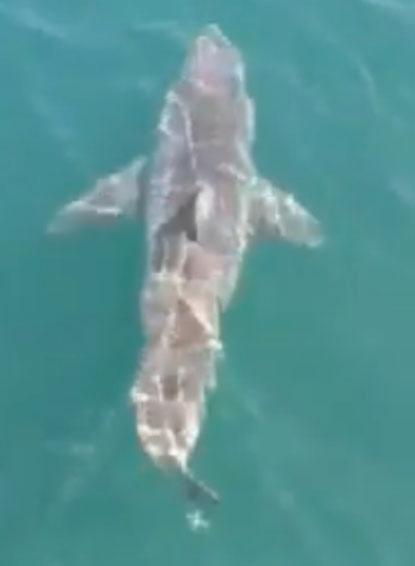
[1, 0, 415, 564]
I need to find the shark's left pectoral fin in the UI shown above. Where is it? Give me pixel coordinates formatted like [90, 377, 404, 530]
[249, 179, 323, 248]
[47, 157, 146, 234]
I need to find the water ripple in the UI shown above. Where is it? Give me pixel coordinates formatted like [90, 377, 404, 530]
[362, 0, 415, 19]
[0, 2, 67, 40]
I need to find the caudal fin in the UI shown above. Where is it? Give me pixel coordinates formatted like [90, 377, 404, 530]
[182, 468, 220, 506]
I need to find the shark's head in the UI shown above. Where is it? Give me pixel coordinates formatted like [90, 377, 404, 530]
[184, 24, 245, 98]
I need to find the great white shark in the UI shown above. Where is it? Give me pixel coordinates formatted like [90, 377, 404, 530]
[49, 24, 322, 506]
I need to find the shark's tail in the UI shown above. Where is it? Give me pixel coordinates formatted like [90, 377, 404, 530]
[181, 468, 220, 507]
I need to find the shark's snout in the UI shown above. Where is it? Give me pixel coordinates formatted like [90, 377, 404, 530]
[198, 24, 232, 51]
[185, 24, 244, 95]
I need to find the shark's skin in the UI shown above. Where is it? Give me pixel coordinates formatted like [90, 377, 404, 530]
[132, 240, 222, 482]
[48, 25, 322, 506]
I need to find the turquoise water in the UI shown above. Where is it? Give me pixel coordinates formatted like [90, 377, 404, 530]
[1, 0, 415, 563]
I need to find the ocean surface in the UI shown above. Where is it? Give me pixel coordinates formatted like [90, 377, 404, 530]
[1, 0, 415, 564]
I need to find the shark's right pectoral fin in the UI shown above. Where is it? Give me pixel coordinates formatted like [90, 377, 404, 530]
[47, 157, 146, 234]
[249, 179, 323, 248]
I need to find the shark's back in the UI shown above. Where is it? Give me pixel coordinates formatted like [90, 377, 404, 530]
[146, 25, 256, 278]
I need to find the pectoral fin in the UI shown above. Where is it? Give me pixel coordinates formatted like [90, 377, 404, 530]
[47, 157, 146, 234]
[249, 179, 322, 247]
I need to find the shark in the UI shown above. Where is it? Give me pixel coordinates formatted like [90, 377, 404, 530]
[49, 24, 322, 507]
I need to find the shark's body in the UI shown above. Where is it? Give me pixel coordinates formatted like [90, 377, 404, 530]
[49, 25, 322, 505]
